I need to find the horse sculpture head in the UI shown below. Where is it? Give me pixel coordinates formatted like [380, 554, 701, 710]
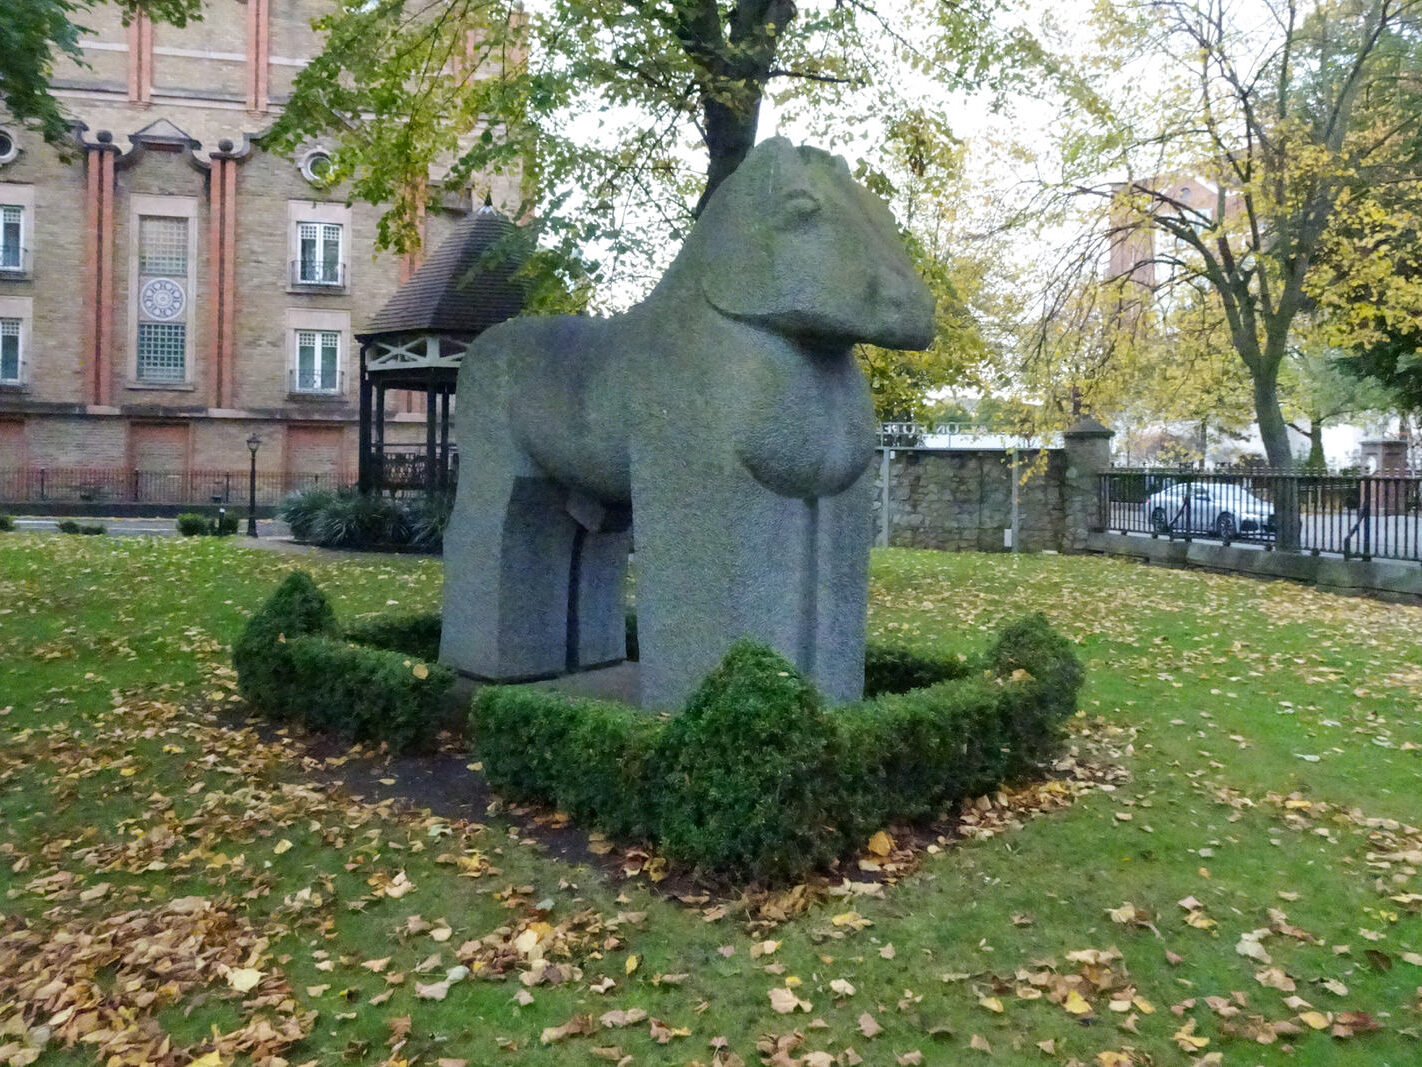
[676, 137, 936, 352]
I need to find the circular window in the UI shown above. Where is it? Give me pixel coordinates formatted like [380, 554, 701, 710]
[300, 149, 333, 185]
[0, 130, 18, 166]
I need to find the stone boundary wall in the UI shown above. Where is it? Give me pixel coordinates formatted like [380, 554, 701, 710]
[872, 447, 1070, 552]
[870, 419, 1112, 554]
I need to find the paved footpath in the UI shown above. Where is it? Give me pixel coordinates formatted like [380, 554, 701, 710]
[8, 515, 291, 539]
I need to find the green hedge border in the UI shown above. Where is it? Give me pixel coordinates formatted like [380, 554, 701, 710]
[472, 613, 1082, 882]
[233, 572, 454, 752]
[236, 579, 1083, 881]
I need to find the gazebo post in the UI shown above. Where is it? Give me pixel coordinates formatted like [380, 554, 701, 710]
[425, 376, 438, 496]
[374, 381, 386, 491]
[357, 342, 373, 494]
[439, 387, 452, 495]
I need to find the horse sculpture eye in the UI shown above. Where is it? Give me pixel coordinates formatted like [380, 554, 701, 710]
[783, 190, 821, 221]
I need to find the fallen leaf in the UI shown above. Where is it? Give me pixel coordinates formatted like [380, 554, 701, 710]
[867, 830, 894, 857]
[226, 968, 262, 993]
[858, 1012, 883, 1038]
[769, 987, 811, 1014]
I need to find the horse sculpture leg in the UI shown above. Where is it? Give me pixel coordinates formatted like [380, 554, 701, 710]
[630, 453, 866, 708]
[442, 467, 580, 680]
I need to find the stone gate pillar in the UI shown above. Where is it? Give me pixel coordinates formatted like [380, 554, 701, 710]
[1063, 416, 1114, 552]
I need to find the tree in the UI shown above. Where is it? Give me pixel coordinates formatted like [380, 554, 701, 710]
[1057, 0, 1422, 480]
[270, 0, 1045, 269]
[1, 0, 201, 143]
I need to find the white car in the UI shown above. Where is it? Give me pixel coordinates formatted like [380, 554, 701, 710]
[1146, 482, 1276, 540]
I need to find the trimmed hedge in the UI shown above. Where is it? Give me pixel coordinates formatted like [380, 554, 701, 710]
[345, 612, 443, 662]
[471, 687, 662, 839]
[0, 515, 13, 532]
[177, 511, 239, 537]
[234, 571, 453, 752]
[470, 611, 1082, 883]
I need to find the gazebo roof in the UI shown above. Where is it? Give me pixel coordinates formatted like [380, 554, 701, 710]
[357, 201, 528, 340]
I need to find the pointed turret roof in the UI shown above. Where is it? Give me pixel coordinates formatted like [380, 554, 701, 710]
[357, 200, 528, 339]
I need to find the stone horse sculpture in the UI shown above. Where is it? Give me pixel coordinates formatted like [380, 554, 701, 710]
[440, 137, 935, 707]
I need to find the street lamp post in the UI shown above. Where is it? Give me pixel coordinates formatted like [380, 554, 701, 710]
[246, 434, 262, 537]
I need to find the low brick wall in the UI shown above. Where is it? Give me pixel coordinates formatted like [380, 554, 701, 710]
[1086, 531, 1422, 603]
[872, 448, 1071, 553]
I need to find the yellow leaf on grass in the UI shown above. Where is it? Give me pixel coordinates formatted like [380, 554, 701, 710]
[1300, 1011, 1331, 1030]
[273, 839, 293, 855]
[867, 830, 894, 857]
[625, 954, 639, 975]
[1173, 1018, 1209, 1050]
[978, 996, 1004, 1013]
[769, 987, 811, 1014]
[189, 1053, 224, 1067]
[1063, 989, 1093, 1015]
[226, 968, 262, 993]
[412, 663, 430, 679]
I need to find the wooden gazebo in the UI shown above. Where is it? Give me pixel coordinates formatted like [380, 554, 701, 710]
[355, 200, 527, 495]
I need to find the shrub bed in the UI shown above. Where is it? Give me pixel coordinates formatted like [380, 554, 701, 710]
[470, 611, 1082, 883]
[56, 520, 105, 535]
[234, 571, 454, 752]
[177, 511, 239, 537]
[279, 487, 450, 551]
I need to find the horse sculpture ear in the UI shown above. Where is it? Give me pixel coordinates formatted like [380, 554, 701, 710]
[700, 138, 811, 319]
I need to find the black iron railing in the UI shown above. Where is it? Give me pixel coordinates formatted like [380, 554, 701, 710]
[372, 448, 459, 494]
[1098, 467, 1422, 563]
[0, 467, 353, 508]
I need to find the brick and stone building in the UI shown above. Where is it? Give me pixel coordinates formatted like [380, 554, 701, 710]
[0, 1, 521, 506]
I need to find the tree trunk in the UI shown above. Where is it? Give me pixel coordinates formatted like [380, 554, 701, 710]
[1252, 372, 1301, 549]
[696, 94, 763, 216]
[1305, 417, 1326, 470]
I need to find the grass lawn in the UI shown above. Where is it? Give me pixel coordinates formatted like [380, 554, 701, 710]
[1, 534, 1420, 1067]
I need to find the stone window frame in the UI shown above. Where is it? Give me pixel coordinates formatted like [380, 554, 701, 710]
[284, 308, 350, 399]
[0, 183, 34, 278]
[0, 295, 32, 388]
[294, 328, 341, 393]
[287, 200, 351, 291]
[295, 221, 342, 286]
[127, 194, 199, 390]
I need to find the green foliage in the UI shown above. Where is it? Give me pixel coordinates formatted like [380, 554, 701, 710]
[281, 487, 450, 550]
[345, 612, 442, 663]
[471, 687, 661, 840]
[405, 493, 453, 551]
[653, 642, 841, 881]
[863, 642, 972, 696]
[78, 523, 106, 535]
[232, 571, 453, 753]
[471, 616, 1083, 883]
[233, 571, 339, 711]
[278, 487, 340, 542]
[835, 676, 1009, 833]
[0, 515, 13, 532]
[176, 512, 238, 537]
[2, 0, 202, 144]
[984, 611, 1084, 774]
[54, 520, 102, 535]
[55, 520, 80, 534]
[310, 489, 409, 549]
